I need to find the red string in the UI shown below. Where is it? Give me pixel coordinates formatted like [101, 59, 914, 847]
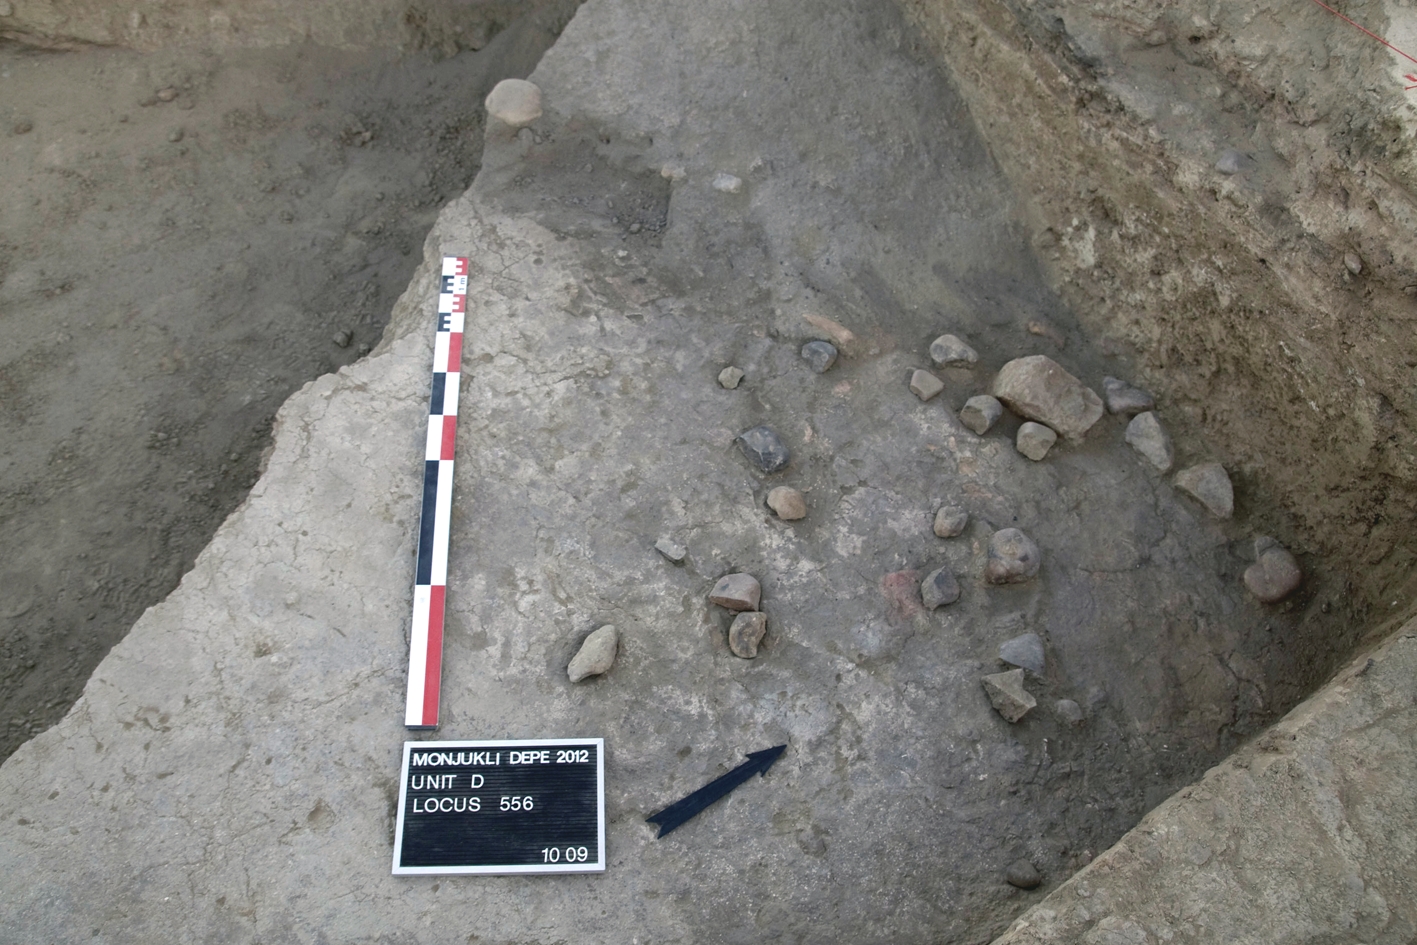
[1305, 0, 1417, 89]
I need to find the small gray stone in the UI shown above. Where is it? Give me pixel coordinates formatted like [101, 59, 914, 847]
[168, 127, 184, 143]
[999, 632, 1045, 675]
[960, 395, 1003, 435]
[1175, 462, 1234, 518]
[982, 668, 1036, 722]
[332, 330, 353, 349]
[766, 486, 807, 521]
[909, 369, 944, 402]
[1244, 544, 1301, 603]
[1344, 251, 1363, 276]
[1053, 698, 1085, 725]
[801, 340, 838, 373]
[736, 425, 790, 473]
[1214, 148, 1247, 175]
[920, 567, 961, 610]
[156, 87, 178, 102]
[710, 573, 761, 612]
[712, 172, 743, 193]
[1125, 412, 1174, 472]
[1016, 422, 1057, 461]
[485, 79, 543, 127]
[985, 528, 1041, 584]
[567, 625, 618, 682]
[929, 334, 978, 367]
[654, 537, 687, 563]
[718, 366, 744, 389]
[1005, 858, 1043, 889]
[728, 611, 768, 658]
[933, 505, 968, 538]
[1102, 376, 1155, 415]
[992, 355, 1103, 441]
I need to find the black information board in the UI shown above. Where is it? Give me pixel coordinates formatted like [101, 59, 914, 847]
[392, 738, 605, 875]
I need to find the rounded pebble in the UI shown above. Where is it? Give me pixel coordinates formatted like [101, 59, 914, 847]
[485, 79, 543, 127]
[960, 395, 1003, 435]
[1005, 859, 1043, 890]
[910, 369, 944, 402]
[920, 567, 961, 610]
[1016, 422, 1057, 461]
[1244, 543, 1301, 603]
[933, 505, 968, 538]
[156, 87, 178, 102]
[766, 486, 807, 521]
[801, 340, 838, 373]
[718, 366, 744, 389]
[929, 333, 978, 367]
[736, 425, 790, 473]
[1344, 251, 1363, 276]
[709, 573, 761, 612]
[728, 611, 768, 658]
[985, 528, 1041, 584]
[1053, 699, 1085, 725]
[567, 624, 618, 682]
[332, 330, 353, 348]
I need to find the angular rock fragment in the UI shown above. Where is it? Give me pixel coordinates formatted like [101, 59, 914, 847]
[654, 537, 687, 563]
[567, 624, 618, 682]
[1103, 376, 1155, 415]
[933, 505, 968, 538]
[929, 333, 978, 367]
[1175, 462, 1233, 518]
[801, 340, 838, 373]
[985, 528, 1041, 584]
[728, 611, 768, 658]
[999, 632, 1045, 675]
[485, 79, 543, 127]
[960, 395, 1003, 435]
[1005, 859, 1043, 889]
[709, 573, 761, 612]
[1125, 411, 1174, 472]
[736, 425, 790, 473]
[909, 369, 944, 402]
[766, 486, 807, 521]
[1015, 422, 1057, 461]
[920, 567, 961, 610]
[991, 355, 1103, 441]
[718, 366, 744, 389]
[1244, 540, 1301, 603]
[983, 668, 1036, 722]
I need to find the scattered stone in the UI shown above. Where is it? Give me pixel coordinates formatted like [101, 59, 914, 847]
[991, 355, 1104, 441]
[920, 567, 961, 610]
[168, 126, 185, 142]
[1015, 422, 1057, 461]
[1344, 251, 1363, 276]
[801, 340, 838, 373]
[1244, 541, 1301, 603]
[766, 486, 807, 521]
[1175, 462, 1234, 518]
[1125, 412, 1174, 472]
[1102, 376, 1155, 415]
[332, 330, 353, 348]
[960, 395, 1003, 435]
[929, 333, 978, 367]
[1026, 319, 1066, 348]
[736, 425, 790, 473]
[801, 313, 856, 347]
[1005, 858, 1043, 890]
[484, 78, 543, 127]
[933, 505, 968, 538]
[12, 120, 32, 135]
[654, 537, 687, 563]
[1053, 698, 1085, 725]
[1215, 148, 1246, 175]
[728, 611, 768, 658]
[909, 369, 944, 402]
[982, 668, 1036, 722]
[156, 87, 178, 102]
[999, 632, 1045, 675]
[709, 573, 761, 612]
[718, 366, 744, 389]
[567, 624, 618, 682]
[985, 528, 1041, 584]
[712, 172, 743, 194]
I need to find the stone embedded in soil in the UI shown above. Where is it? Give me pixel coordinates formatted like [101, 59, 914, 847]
[718, 366, 744, 389]
[1175, 462, 1234, 518]
[736, 425, 790, 473]
[982, 668, 1036, 723]
[1215, 148, 1246, 175]
[712, 172, 743, 193]
[999, 632, 1045, 675]
[985, 528, 1041, 584]
[991, 355, 1103, 441]
[1125, 411, 1174, 472]
[567, 624, 619, 682]
[485, 78, 543, 127]
[167, 127, 184, 143]
[910, 369, 945, 402]
[1103, 376, 1155, 415]
[1005, 858, 1043, 889]
[801, 340, 838, 373]
[728, 611, 768, 658]
[654, 537, 687, 563]
[1016, 421, 1057, 461]
[929, 333, 979, 367]
[156, 87, 178, 102]
[802, 313, 856, 347]
[710, 573, 761, 612]
[1053, 699, 1085, 725]
[766, 486, 807, 521]
[920, 567, 961, 610]
[332, 330, 353, 348]
[1244, 543, 1301, 603]
[1344, 251, 1364, 276]
[960, 395, 1003, 435]
[933, 505, 968, 538]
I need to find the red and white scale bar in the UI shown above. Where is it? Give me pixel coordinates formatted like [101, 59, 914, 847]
[404, 255, 468, 729]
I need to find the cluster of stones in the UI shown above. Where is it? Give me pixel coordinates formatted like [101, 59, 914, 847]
[709, 573, 768, 658]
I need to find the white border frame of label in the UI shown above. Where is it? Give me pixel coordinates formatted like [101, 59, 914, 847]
[392, 737, 606, 876]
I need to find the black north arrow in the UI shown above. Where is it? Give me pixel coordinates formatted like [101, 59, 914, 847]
[646, 745, 787, 838]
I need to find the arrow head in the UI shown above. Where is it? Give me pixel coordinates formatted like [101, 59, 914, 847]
[746, 744, 787, 775]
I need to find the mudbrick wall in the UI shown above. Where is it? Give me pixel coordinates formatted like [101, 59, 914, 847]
[902, 0, 1417, 692]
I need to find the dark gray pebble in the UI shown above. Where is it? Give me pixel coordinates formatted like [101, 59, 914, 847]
[801, 341, 838, 374]
[736, 426, 790, 473]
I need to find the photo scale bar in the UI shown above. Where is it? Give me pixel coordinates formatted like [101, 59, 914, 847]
[405, 256, 469, 729]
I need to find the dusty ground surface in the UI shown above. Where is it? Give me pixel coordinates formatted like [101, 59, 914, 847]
[0, 2, 576, 761]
